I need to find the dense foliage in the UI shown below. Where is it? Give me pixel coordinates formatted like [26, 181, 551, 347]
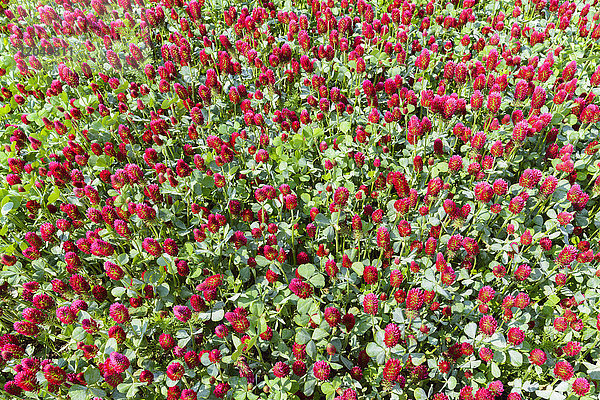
[0, 0, 600, 398]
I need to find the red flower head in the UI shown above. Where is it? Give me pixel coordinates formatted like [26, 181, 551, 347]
[363, 293, 379, 315]
[479, 347, 494, 362]
[556, 245, 577, 266]
[554, 360, 574, 381]
[224, 310, 250, 333]
[507, 327, 525, 345]
[14, 321, 39, 336]
[478, 286, 495, 303]
[109, 325, 126, 344]
[109, 303, 130, 324]
[529, 348, 547, 366]
[487, 91, 501, 114]
[479, 315, 497, 336]
[139, 369, 153, 384]
[289, 278, 313, 299]
[109, 352, 130, 373]
[56, 306, 75, 325]
[384, 323, 401, 348]
[166, 362, 184, 381]
[22, 308, 45, 325]
[325, 259, 339, 277]
[376, 227, 390, 250]
[530, 86, 546, 109]
[173, 305, 191, 322]
[514, 264, 532, 281]
[475, 388, 493, 400]
[572, 377, 590, 396]
[406, 288, 424, 310]
[334, 187, 349, 206]
[104, 262, 124, 280]
[14, 370, 38, 392]
[508, 196, 525, 214]
[324, 307, 341, 327]
[292, 360, 307, 376]
[563, 341, 582, 357]
[273, 361, 290, 378]
[259, 325, 273, 341]
[390, 269, 403, 287]
[474, 181, 493, 203]
[512, 121, 529, 143]
[142, 237, 162, 256]
[562, 60, 577, 81]
[342, 313, 356, 331]
[363, 265, 378, 284]
[159, 333, 175, 350]
[313, 361, 330, 381]
[382, 358, 402, 381]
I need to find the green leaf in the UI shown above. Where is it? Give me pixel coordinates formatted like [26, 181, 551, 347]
[365, 342, 385, 364]
[235, 389, 248, 400]
[309, 273, 325, 288]
[0, 104, 11, 116]
[490, 333, 507, 349]
[314, 213, 330, 227]
[211, 306, 225, 322]
[306, 340, 317, 358]
[508, 349, 523, 366]
[312, 328, 329, 341]
[116, 253, 129, 264]
[231, 335, 254, 362]
[491, 362, 501, 378]
[296, 329, 311, 344]
[536, 390, 552, 399]
[546, 294, 561, 307]
[414, 388, 427, 400]
[127, 382, 144, 397]
[157, 256, 168, 267]
[104, 338, 117, 355]
[568, 114, 578, 125]
[549, 391, 566, 400]
[47, 187, 61, 204]
[321, 382, 335, 395]
[464, 322, 477, 338]
[1, 202, 12, 215]
[161, 96, 177, 109]
[291, 134, 305, 149]
[71, 327, 86, 341]
[255, 256, 270, 266]
[84, 367, 102, 384]
[297, 298, 314, 315]
[298, 263, 316, 279]
[447, 376, 457, 390]
[68, 384, 89, 400]
[131, 318, 148, 338]
[351, 262, 365, 275]
[339, 121, 351, 134]
[250, 301, 264, 316]
[91, 388, 106, 398]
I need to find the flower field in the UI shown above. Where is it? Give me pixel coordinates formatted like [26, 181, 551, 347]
[1, 0, 600, 398]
